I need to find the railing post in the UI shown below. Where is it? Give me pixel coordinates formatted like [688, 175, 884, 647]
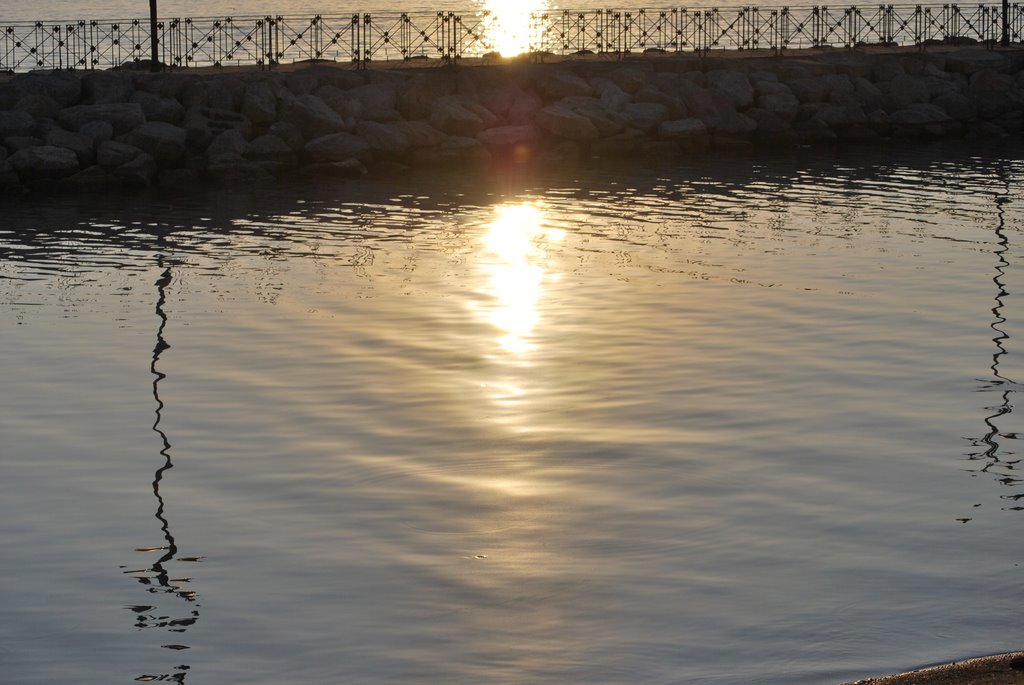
[360, 13, 369, 69]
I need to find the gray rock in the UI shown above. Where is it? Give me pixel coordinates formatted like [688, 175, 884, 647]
[79, 120, 114, 146]
[872, 56, 906, 82]
[754, 80, 792, 97]
[15, 94, 61, 120]
[207, 152, 276, 184]
[9, 72, 81, 107]
[560, 98, 625, 137]
[589, 77, 631, 111]
[887, 73, 932, 109]
[756, 91, 800, 121]
[967, 120, 1009, 139]
[797, 117, 838, 144]
[850, 77, 885, 111]
[62, 165, 119, 190]
[121, 122, 188, 164]
[536, 104, 599, 141]
[713, 111, 758, 136]
[112, 152, 157, 186]
[207, 77, 246, 112]
[933, 92, 977, 121]
[621, 102, 670, 133]
[787, 74, 854, 103]
[5, 136, 43, 153]
[245, 134, 296, 166]
[355, 121, 412, 157]
[317, 85, 362, 121]
[680, 87, 730, 124]
[268, 121, 305, 151]
[131, 91, 185, 124]
[179, 81, 209, 109]
[349, 83, 399, 121]
[59, 103, 145, 135]
[8, 145, 80, 179]
[81, 71, 133, 104]
[312, 68, 366, 92]
[813, 104, 868, 129]
[281, 94, 348, 138]
[632, 84, 684, 115]
[0, 159, 19, 189]
[97, 140, 143, 169]
[476, 81, 527, 119]
[397, 75, 455, 120]
[945, 50, 1008, 75]
[535, 68, 594, 100]
[889, 103, 955, 136]
[304, 132, 372, 163]
[707, 70, 755, 109]
[430, 96, 486, 136]
[747, 108, 799, 147]
[391, 120, 447, 148]
[242, 82, 278, 126]
[658, 118, 709, 142]
[506, 90, 544, 125]
[207, 129, 252, 158]
[605, 66, 650, 94]
[750, 70, 779, 85]
[0, 111, 36, 139]
[45, 129, 94, 166]
[184, 106, 252, 148]
[285, 72, 320, 96]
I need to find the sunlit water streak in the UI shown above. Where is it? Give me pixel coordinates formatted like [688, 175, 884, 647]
[479, 0, 550, 56]
[2, 143, 1024, 685]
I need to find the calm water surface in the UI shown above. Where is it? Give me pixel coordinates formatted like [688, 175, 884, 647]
[2, 143, 1024, 685]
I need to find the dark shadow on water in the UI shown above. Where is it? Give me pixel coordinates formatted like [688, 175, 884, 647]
[122, 255, 201, 684]
[965, 162, 1024, 512]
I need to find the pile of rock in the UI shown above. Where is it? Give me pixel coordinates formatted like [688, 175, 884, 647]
[0, 47, 1022, 192]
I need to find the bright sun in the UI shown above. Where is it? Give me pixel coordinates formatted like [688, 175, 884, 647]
[479, 0, 550, 57]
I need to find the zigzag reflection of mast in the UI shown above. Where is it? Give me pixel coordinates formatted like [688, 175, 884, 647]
[126, 256, 201, 684]
[969, 171, 1023, 501]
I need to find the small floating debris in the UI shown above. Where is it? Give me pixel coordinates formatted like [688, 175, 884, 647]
[134, 547, 168, 553]
[956, 518, 972, 523]
[161, 644, 190, 650]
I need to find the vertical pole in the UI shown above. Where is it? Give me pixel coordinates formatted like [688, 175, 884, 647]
[149, 0, 159, 70]
[1003, 0, 1010, 45]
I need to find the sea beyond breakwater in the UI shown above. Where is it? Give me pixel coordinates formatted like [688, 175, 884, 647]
[1, 47, 1023, 193]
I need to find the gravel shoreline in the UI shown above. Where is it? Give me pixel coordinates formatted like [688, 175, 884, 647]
[843, 652, 1024, 685]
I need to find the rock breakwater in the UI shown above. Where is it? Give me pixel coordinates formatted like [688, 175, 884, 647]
[1, 48, 1023, 192]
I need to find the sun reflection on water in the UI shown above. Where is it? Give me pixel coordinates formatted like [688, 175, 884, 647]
[477, 203, 564, 356]
[479, 0, 550, 56]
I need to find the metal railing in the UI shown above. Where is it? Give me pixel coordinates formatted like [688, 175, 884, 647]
[2, 5, 1023, 72]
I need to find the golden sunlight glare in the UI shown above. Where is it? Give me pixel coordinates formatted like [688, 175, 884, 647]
[479, 0, 550, 57]
[479, 203, 564, 354]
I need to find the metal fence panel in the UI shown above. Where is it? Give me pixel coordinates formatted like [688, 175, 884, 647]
[1, 5, 1019, 72]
